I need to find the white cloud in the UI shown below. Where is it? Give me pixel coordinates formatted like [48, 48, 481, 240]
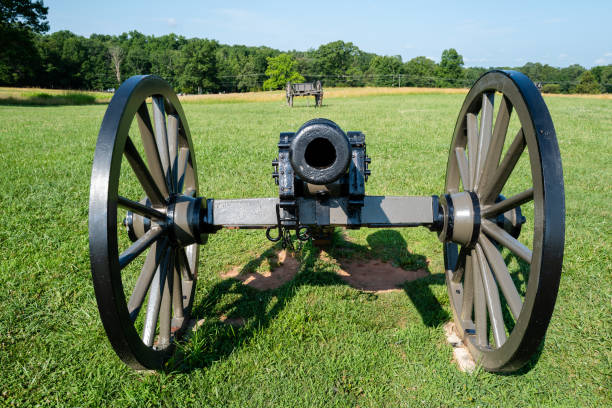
[594, 52, 612, 65]
[152, 17, 177, 28]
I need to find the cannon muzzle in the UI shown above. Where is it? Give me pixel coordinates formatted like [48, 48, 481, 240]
[289, 118, 351, 185]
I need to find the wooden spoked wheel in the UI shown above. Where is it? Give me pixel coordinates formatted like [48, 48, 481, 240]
[89, 75, 204, 370]
[442, 70, 565, 372]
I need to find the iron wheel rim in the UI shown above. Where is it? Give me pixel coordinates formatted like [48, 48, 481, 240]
[443, 70, 565, 372]
[89, 75, 201, 370]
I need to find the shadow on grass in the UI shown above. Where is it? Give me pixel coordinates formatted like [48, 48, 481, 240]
[168, 229, 449, 373]
[286, 101, 326, 108]
[0, 92, 104, 106]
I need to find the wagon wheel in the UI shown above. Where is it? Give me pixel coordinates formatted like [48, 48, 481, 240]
[286, 82, 292, 106]
[440, 70, 565, 372]
[89, 75, 207, 370]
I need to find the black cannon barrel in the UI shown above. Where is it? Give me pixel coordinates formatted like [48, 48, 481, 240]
[289, 118, 351, 185]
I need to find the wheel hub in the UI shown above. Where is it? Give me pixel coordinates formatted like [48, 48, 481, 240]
[438, 191, 481, 247]
[124, 194, 207, 246]
[166, 194, 207, 246]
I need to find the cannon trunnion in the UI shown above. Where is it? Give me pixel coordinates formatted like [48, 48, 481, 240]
[89, 71, 565, 373]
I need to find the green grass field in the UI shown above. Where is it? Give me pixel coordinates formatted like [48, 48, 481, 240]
[0, 91, 610, 407]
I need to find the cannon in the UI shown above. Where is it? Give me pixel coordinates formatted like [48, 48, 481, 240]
[89, 70, 565, 372]
[286, 80, 323, 107]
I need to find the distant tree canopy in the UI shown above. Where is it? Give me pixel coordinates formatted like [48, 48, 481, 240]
[404, 56, 438, 87]
[368, 55, 403, 87]
[0, 0, 48, 85]
[262, 53, 304, 90]
[572, 71, 601, 94]
[1, 19, 609, 95]
[437, 48, 464, 86]
[0, 0, 48, 32]
[178, 38, 219, 94]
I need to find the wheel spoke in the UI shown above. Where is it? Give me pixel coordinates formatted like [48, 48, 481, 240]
[475, 243, 507, 347]
[472, 249, 488, 346]
[466, 113, 479, 189]
[123, 136, 166, 207]
[127, 238, 169, 321]
[152, 96, 173, 193]
[176, 147, 190, 193]
[479, 235, 523, 319]
[460, 251, 474, 322]
[177, 246, 194, 281]
[167, 113, 179, 193]
[157, 250, 173, 348]
[481, 188, 534, 218]
[451, 246, 468, 283]
[455, 147, 471, 191]
[142, 246, 171, 347]
[480, 96, 512, 193]
[119, 226, 165, 270]
[118, 196, 167, 221]
[474, 92, 494, 191]
[136, 102, 169, 198]
[482, 219, 532, 264]
[481, 129, 526, 204]
[172, 248, 185, 320]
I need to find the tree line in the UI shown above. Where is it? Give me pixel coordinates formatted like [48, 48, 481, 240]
[2, 1, 610, 94]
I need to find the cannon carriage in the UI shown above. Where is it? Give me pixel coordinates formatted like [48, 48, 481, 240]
[286, 80, 323, 107]
[89, 70, 565, 372]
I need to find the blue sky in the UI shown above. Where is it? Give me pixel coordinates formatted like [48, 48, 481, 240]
[47, 0, 612, 68]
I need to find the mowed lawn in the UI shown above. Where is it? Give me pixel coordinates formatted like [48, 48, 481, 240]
[0, 90, 610, 407]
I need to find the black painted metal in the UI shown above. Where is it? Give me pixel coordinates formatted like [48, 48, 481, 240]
[290, 119, 351, 185]
[467, 191, 481, 248]
[268, 119, 371, 239]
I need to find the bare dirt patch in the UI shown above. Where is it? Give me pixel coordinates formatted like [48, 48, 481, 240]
[220, 249, 429, 293]
[220, 250, 300, 291]
[337, 259, 429, 293]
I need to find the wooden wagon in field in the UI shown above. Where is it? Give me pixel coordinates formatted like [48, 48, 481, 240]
[286, 81, 323, 107]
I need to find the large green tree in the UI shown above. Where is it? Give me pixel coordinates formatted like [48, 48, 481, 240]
[591, 64, 612, 93]
[437, 48, 464, 87]
[263, 53, 304, 90]
[404, 56, 437, 87]
[0, 0, 48, 85]
[312, 41, 361, 86]
[367, 55, 402, 86]
[572, 71, 601, 94]
[177, 38, 219, 94]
